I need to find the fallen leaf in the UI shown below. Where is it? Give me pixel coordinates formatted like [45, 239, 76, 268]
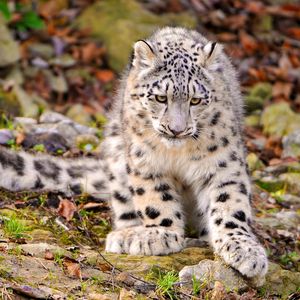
[239, 31, 259, 55]
[44, 249, 54, 260]
[272, 81, 292, 99]
[63, 258, 81, 279]
[95, 70, 115, 83]
[57, 199, 77, 221]
[97, 262, 112, 272]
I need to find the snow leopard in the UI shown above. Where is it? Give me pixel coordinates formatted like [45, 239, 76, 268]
[0, 27, 268, 279]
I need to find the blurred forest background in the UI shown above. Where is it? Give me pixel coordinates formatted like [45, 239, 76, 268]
[0, 0, 299, 299]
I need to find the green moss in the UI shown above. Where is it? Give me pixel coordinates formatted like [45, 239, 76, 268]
[255, 180, 285, 193]
[261, 102, 300, 137]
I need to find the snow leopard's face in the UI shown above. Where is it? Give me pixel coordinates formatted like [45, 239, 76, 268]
[128, 38, 223, 145]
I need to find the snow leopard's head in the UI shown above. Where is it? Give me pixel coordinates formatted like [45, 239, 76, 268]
[126, 27, 231, 146]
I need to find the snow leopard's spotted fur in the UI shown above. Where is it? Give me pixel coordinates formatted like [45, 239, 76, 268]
[0, 27, 268, 278]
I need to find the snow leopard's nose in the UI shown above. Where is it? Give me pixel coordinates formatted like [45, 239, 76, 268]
[167, 124, 186, 136]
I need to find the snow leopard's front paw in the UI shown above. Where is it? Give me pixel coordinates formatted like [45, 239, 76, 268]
[217, 237, 268, 278]
[105, 226, 185, 255]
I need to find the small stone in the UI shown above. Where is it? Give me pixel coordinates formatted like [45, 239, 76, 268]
[31, 57, 49, 68]
[88, 293, 111, 300]
[44, 70, 68, 93]
[50, 54, 76, 67]
[28, 43, 54, 59]
[118, 288, 136, 300]
[282, 129, 300, 158]
[0, 129, 14, 145]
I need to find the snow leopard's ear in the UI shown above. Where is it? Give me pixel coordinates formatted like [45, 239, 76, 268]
[199, 41, 223, 71]
[132, 40, 156, 70]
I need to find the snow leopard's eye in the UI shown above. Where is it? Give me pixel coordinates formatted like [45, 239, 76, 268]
[155, 95, 168, 103]
[190, 97, 202, 105]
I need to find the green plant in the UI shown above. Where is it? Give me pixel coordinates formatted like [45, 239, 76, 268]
[192, 275, 201, 296]
[3, 216, 29, 239]
[33, 143, 45, 152]
[0, 113, 14, 130]
[54, 250, 65, 267]
[0, 1, 44, 31]
[156, 270, 179, 300]
[280, 251, 299, 266]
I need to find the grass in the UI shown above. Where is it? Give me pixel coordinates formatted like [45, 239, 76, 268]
[54, 250, 65, 267]
[280, 251, 300, 267]
[192, 275, 201, 296]
[3, 216, 29, 239]
[156, 270, 179, 300]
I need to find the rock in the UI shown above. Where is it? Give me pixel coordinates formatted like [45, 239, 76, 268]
[14, 117, 37, 126]
[255, 210, 300, 229]
[261, 102, 300, 137]
[19, 242, 69, 259]
[264, 262, 300, 299]
[75, 0, 197, 71]
[0, 129, 14, 145]
[40, 111, 70, 123]
[282, 129, 300, 158]
[66, 104, 92, 126]
[42, 69, 68, 93]
[179, 259, 250, 291]
[22, 132, 69, 152]
[0, 15, 20, 66]
[99, 247, 214, 277]
[5, 66, 24, 85]
[245, 82, 272, 114]
[28, 43, 54, 59]
[49, 54, 76, 67]
[275, 211, 300, 228]
[279, 173, 300, 195]
[246, 153, 265, 172]
[281, 194, 300, 205]
[31, 57, 49, 68]
[13, 85, 40, 117]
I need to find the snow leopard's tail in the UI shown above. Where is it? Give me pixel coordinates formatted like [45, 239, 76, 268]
[0, 146, 110, 199]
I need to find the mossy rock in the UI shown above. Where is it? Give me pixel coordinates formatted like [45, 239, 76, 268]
[261, 102, 300, 137]
[75, 0, 197, 71]
[245, 82, 272, 114]
[0, 88, 21, 116]
[263, 262, 300, 298]
[0, 15, 20, 67]
[279, 173, 300, 195]
[101, 247, 213, 277]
